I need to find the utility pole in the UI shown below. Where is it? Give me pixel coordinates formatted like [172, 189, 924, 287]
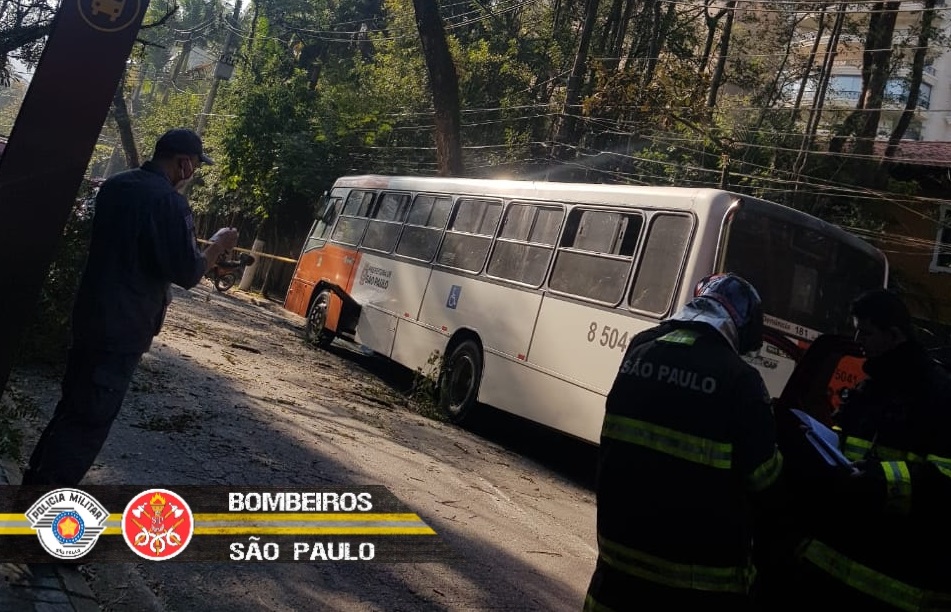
[197, 0, 242, 135]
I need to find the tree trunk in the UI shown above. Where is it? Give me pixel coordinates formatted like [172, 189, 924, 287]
[607, 0, 638, 70]
[597, 0, 625, 62]
[554, 0, 601, 160]
[855, 1, 900, 155]
[706, 0, 736, 107]
[642, 1, 674, 87]
[626, 0, 654, 66]
[162, 37, 192, 104]
[112, 72, 139, 169]
[885, 0, 936, 156]
[791, 4, 830, 124]
[830, 1, 899, 155]
[792, 2, 847, 185]
[699, 1, 727, 73]
[412, 0, 464, 176]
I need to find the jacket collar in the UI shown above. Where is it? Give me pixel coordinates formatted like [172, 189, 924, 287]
[863, 341, 931, 382]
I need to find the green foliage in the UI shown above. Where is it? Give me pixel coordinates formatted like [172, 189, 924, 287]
[407, 350, 446, 421]
[205, 24, 342, 231]
[136, 91, 207, 158]
[61, 0, 928, 283]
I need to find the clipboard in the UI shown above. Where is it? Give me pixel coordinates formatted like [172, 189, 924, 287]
[789, 409, 852, 468]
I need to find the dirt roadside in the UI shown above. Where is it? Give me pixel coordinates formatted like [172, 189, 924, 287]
[8, 280, 599, 611]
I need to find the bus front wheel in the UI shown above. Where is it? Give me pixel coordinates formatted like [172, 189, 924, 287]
[305, 290, 334, 349]
[439, 340, 482, 424]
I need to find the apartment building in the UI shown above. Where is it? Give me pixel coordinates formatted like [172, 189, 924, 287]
[785, 0, 951, 141]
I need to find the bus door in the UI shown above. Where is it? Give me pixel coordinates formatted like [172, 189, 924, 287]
[348, 191, 413, 355]
[289, 189, 375, 332]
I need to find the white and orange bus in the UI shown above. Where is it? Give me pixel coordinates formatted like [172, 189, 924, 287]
[284, 175, 888, 443]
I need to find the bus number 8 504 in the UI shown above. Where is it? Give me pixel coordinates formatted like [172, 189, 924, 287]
[587, 322, 630, 351]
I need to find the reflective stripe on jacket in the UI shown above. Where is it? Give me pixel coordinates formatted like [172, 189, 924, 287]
[807, 341, 951, 608]
[591, 321, 782, 600]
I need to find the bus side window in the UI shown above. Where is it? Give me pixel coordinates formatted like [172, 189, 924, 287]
[332, 190, 376, 246]
[304, 197, 342, 252]
[487, 202, 564, 286]
[436, 198, 503, 272]
[628, 214, 693, 316]
[395, 194, 452, 261]
[362, 192, 411, 253]
[549, 209, 643, 304]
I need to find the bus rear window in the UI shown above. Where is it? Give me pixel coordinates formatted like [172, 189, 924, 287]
[724, 206, 886, 336]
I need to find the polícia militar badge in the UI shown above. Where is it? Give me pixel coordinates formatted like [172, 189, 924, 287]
[25, 488, 109, 560]
[121, 488, 194, 560]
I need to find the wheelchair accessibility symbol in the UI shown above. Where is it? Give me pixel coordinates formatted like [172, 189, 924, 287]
[80, 0, 141, 32]
[446, 285, 462, 309]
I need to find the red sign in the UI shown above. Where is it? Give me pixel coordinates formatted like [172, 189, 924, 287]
[121, 489, 194, 560]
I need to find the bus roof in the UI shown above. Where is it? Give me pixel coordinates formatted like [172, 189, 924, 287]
[332, 174, 887, 271]
[332, 174, 731, 208]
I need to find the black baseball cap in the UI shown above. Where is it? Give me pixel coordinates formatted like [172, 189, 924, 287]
[154, 128, 214, 165]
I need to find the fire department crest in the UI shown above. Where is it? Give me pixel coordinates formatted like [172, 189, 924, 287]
[121, 488, 194, 560]
[25, 488, 108, 560]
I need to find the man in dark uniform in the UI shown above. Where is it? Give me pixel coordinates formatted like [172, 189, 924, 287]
[585, 273, 784, 611]
[789, 289, 951, 610]
[22, 128, 239, 486]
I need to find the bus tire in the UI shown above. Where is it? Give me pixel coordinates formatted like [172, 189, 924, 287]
[439, 339, 483, 424]
[305, 290, 335, 349]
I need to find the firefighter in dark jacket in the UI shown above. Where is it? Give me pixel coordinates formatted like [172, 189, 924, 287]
[790, 289, 951, 611]
[585, 273, 784, 611]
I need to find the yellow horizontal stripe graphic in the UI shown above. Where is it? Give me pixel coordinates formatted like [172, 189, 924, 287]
[194, 527, 436, 535]
[196, 513, 424, 522]
[2, 513, 436, 536]
[1, 526, 435, 536]
[3, 513, 426, 523]
[0, 527, 123, 535]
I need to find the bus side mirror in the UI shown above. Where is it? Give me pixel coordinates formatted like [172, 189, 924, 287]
[313, 192, 329, 219]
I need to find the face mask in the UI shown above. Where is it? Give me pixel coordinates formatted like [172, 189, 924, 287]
[175, 158, 195, 190]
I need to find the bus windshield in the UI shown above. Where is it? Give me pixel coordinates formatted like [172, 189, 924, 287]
[723, 200, 887, 338]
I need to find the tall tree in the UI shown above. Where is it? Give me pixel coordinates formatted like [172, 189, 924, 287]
[412, 0, 464, 175]
[830, 0, 900, 156]
[885, 0, 938, 157]
[706, 0, 735, 107]
[554, 0, 600, 160]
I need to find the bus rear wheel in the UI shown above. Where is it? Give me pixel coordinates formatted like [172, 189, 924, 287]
[439, 340, 482, 424]
[305, 290, 334, 349]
